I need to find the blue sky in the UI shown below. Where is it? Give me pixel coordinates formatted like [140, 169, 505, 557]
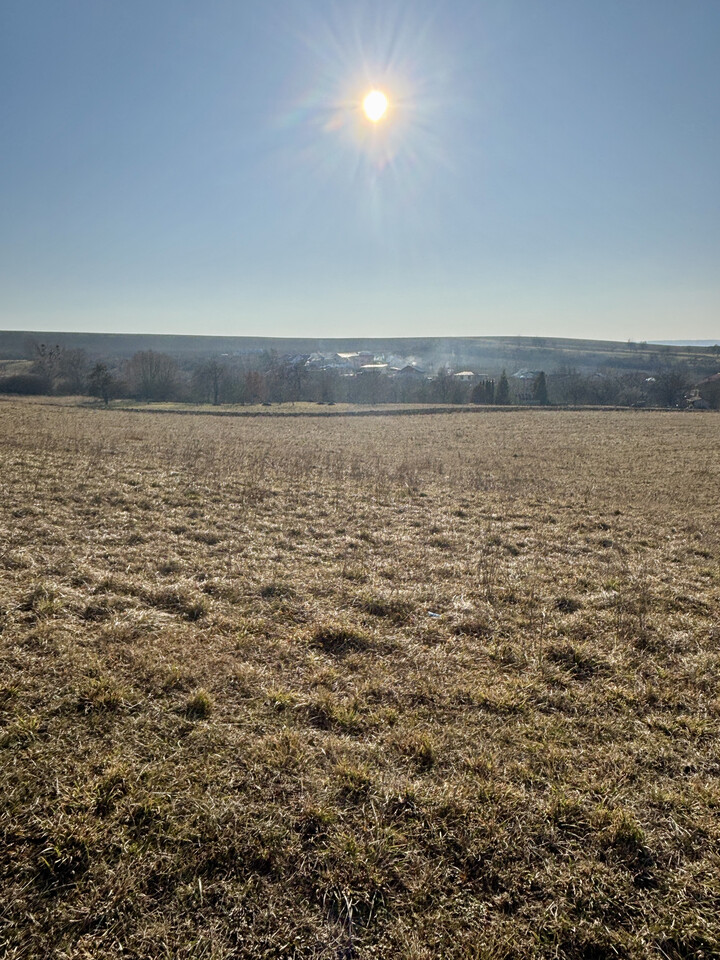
[1, 0, 719, 340]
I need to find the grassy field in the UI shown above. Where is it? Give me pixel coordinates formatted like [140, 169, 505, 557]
[1, 399, 719, 959]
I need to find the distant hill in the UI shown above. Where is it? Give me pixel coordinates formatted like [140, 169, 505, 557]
[1, 330, 718, 378]
[649, 340, 720, 347]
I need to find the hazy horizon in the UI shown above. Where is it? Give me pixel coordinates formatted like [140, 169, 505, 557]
[2, 1, 719, 341]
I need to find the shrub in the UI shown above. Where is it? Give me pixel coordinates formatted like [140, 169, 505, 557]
[0, 373, 48, 395]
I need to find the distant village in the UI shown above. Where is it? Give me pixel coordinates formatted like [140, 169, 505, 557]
[227, 348, 499, 385]
[251, 349, 434, 378]
[0, 337, 718, 409]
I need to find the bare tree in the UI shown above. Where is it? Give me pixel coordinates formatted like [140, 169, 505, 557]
[649, 371, 689, 407]
[57, 349, 89, 394]
[29, 341, 62, 390]
[192, 358, 226, 405]
[125, 351, 179, 401]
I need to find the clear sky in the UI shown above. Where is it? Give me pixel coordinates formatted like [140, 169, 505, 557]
[2, 0, 719, 340]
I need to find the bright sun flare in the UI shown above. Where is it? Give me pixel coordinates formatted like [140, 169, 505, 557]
[363, 89, 389, 123]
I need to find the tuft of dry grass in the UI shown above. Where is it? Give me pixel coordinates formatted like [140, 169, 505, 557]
[184, 688, 213, 719]
[1, 398, 719, 958]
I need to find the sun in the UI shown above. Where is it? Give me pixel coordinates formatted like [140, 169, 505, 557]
[362, 89, 389, 123]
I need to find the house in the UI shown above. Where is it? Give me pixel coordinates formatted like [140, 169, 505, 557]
[336, 351, 375, 369]
[336, 352, 361, 368]
[395, 365, 426, 378]
[285, 354, 310, 367]
[304, 352, 327, 369]
[697, 372, 720, 409]
[385, 354, 411, 369]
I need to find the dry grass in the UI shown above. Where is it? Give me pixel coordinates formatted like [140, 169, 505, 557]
[1, 399, 719, 958]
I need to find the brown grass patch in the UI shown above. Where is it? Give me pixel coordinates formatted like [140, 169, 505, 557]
[1, 399, 719, 957]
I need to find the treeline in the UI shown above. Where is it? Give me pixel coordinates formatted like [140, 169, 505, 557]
[1, 342, 718, 409]
[0, 347, 474, 405]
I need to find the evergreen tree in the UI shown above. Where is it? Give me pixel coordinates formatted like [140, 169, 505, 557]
[496, 370, 510, 405]
[533, 371, 549, 405]
[470, 381, 485, 404]
[88, 363, 116, 406]
[471, 378, 497, 405]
